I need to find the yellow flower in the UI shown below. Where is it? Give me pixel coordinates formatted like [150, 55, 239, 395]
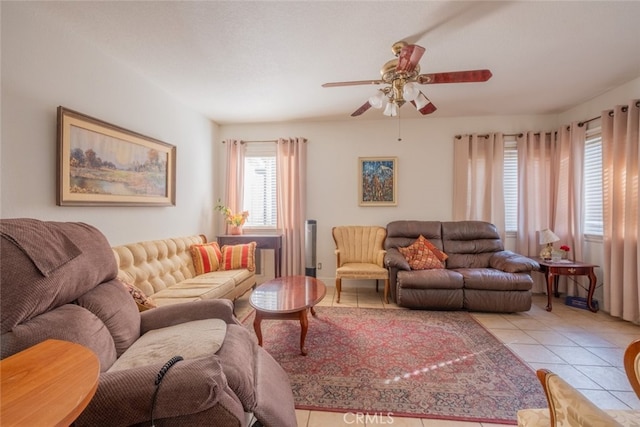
[215, 201, 249, 226]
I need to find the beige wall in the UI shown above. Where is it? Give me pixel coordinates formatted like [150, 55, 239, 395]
[1, 3, 218, 246]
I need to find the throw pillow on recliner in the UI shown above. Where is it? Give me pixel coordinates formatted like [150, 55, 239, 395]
[398, 235, 448, 270]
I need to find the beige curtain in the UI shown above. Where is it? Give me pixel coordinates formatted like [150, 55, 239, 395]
[224, 139, 245, 235]
[602, 100, 640, 323]
[515, 123, 585, 294]
[452, 133, 505, 237]
[276, 137, 307, 276]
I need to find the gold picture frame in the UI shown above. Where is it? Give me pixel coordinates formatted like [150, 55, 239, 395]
[56, 107, 176, 206]
[358, 156, 397, 206]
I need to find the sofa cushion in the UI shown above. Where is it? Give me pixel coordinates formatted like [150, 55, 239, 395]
[456, 268, 533, 291]
[1, 220, 118, 334]
[398, 235, 447, 270]
[75, 279, 141, 358]
[221, 243, 256, 272]
[397, 269, 464, 290]
[118, 278, 157, 311]
[108, 318, 227, 371]
[190, 242, 222, 274]
[1, 304, 118, 371]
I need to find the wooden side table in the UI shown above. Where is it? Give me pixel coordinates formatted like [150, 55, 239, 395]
[535, 258, 599, 312]
[1, 339, 100, 426]
[218, 234, 282, 277]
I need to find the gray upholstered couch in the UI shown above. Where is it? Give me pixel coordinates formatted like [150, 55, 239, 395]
[384, 220, 539, 312]
[0, 219, 296, 427]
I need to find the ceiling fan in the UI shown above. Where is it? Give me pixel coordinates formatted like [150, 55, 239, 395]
[322, 41, 492, 117]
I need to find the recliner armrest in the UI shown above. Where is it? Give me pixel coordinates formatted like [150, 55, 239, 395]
[490, 251, 539, 273]
[140, 299, 240, 335]
[76, 357, 244, 426]
[384, 248, 410, 271]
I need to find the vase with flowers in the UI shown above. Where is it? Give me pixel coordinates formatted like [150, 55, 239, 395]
[560, 245, 571, 259]
[215, 200, 249, 235]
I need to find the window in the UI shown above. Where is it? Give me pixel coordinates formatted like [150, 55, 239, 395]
[583, 128, 603, 236]
[243, 142, 276, 228]
[503, 138, 518, 233]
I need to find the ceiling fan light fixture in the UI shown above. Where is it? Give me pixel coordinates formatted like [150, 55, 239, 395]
[383, 101, 398, 117]
[368, 91, 385, 109]
[403, 82, 419, 101]
[414, 92, 430, 110]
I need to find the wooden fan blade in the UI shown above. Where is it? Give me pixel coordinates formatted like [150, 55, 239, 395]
[396, 44, 426, 74]
[411, 99, 437, 115]
[322, 80, 384, 88]
[351, 101, 372, 117]
[417, 69, 492, 84]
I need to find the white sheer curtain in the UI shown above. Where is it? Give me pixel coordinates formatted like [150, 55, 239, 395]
[602, 100, 640, 323]
[515, 124, 585, 294]
[223, 139, 245, 235]
[452, 133, 505, 238]
[276, 137, 307, 276]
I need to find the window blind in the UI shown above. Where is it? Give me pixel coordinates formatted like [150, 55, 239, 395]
[243, 142, 277, 227]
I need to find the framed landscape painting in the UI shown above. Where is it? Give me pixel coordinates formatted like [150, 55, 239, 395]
[56, 107, 176, 206]
[358, 156, 397, 206]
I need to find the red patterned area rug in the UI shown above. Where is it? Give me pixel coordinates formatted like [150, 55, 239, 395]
[242, 307, 547, 424]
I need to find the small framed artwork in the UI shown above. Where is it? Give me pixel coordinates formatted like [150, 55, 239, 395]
[358, 156, 397, 206]
[56, 106, 176, 206]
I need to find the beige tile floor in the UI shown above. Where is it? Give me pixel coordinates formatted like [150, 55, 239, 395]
[235, 282, 640, 427]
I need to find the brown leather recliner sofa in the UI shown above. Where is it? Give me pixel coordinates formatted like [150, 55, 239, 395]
[384, 220, 539, 312]
[0, 218, 296, 427]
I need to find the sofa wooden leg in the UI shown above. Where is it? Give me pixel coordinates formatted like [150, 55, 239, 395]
[336, 278, 341, 303]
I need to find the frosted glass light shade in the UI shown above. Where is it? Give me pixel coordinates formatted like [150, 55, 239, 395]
[368, 91, 385, 109]
[383, 101, 398, 116]
[403, 82, 419, 101]
[414, 93, 430, 109]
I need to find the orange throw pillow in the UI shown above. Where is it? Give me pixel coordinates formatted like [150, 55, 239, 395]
[220, 242, 256, 272]
[190, 242, 222, 274]
[398, 235, 448, 270]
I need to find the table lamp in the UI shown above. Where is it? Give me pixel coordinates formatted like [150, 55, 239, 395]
[539, 229, 560, 260]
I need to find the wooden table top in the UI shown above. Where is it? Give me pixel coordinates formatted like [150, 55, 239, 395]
[1, 339, 100, 427]
[250, 275, 326, 314]
[534, 257, 599, 269]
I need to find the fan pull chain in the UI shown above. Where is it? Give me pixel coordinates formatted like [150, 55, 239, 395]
[397, 108, 402, 142]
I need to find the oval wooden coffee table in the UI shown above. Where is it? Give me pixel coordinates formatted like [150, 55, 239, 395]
[250, 275, 326, 356]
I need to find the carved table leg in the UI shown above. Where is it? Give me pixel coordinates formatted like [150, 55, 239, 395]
[299, 310, 308, 356]
[253, 312, 263, 346]
[587, 268, 599, 312]
[546, 272, 554, 312]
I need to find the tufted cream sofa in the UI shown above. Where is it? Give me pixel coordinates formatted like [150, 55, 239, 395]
[112, 235, 256, 306]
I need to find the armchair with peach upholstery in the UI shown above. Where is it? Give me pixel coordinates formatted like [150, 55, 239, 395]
[332, 225, 389, 303]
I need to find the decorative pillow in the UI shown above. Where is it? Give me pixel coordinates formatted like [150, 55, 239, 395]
[118, 279, 157, 311]
[398, 235, 448, 270]
[220, 242, 256, 272]
[190, 242, 222, 274]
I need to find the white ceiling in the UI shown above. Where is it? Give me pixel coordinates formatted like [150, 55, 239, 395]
[24, 1, 640, 124]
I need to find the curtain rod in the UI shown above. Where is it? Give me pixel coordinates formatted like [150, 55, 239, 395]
[221, 139, 278, 144]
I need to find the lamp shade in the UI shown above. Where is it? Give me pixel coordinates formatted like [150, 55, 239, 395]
[368, 91, 385, 109]
[539, 229, 560, 245]
[383, 101, 398, 117]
